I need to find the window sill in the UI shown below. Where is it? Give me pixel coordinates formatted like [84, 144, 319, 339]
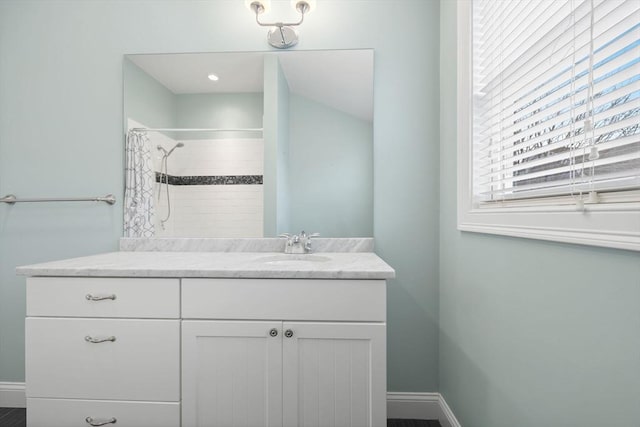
[458, 208, 640, 252]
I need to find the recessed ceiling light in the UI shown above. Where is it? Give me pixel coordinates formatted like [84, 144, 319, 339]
[207, 73, 219, 81]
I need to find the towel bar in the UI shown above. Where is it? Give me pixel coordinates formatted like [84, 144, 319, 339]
[0, 194, 116, 205]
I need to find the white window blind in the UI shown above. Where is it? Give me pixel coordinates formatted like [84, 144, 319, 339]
[472, 0, 640, 203]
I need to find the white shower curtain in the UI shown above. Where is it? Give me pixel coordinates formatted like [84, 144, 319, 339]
[123, 130, 155, 237]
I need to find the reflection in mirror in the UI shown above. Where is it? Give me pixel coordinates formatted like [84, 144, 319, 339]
[123, 50, 373, 239]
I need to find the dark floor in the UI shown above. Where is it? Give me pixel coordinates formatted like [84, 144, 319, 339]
[0, 408, 25, 427]
[0, 407, 441, 427]
[388, 420, 442, 427]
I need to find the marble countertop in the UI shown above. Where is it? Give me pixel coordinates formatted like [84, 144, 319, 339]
[16, 251, 395, 280]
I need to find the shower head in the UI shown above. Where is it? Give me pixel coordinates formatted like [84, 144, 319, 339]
[157, 142, 184, 157]
[167, 142, 184, 156]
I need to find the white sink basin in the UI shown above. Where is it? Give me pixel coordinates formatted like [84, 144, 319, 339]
[257, 254, 332, 266]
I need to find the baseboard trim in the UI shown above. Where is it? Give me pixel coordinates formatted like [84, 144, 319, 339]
[437, 393, 462, 427]
[0, 382, 26, 408]
[2, 383, 461, 425]
[387, 392, 461, 427]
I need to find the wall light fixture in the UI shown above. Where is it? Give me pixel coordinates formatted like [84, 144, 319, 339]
[246, 0, 316, 49]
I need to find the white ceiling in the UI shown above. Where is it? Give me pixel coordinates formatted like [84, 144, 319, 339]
[127, 50, 373, 122]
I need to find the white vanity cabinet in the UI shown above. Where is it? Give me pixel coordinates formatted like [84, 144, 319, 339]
[25, 277, 181, 427]
[21, 253, 392, 427]
[181, 278, 387, 427]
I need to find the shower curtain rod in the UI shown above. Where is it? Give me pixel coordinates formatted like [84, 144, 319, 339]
[130, 127, 263, 133]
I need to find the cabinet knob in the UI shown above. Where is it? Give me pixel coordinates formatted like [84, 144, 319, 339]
[85, 335, 116, 344]
[85, 417, 117, 426]
[284, 329, 294, 338]
[86, 294, 116, 301]
[269, 328, 278, 337]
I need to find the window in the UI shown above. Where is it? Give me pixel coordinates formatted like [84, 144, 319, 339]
[457, 0, 640, 251]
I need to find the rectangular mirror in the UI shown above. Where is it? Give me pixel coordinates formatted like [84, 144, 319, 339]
[123, 50, 373, 238]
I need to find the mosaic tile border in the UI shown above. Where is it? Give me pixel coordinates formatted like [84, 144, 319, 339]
[155, 173, 263, 185]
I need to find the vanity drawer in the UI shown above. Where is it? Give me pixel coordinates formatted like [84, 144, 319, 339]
[27, 398, 180, 427]
[182, 278, 386, 321]
[26, 277, 180, 318]
[26, 318, 180, 401]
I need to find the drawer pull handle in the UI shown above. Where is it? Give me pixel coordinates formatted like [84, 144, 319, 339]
[86, 294, 116, 301]
[85, 417, 117, 426]
[269, 328, 278, 337]
[284, 329, 294, 338]
[85, 335, 116, 343]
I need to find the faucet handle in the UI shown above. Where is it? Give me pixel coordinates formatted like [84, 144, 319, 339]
[278, 233, 293, 247]
[303, 232, 320, 252]
[300, 231, 320, 238]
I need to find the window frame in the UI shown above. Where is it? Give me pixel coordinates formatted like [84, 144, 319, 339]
[456, 0, 640, 252]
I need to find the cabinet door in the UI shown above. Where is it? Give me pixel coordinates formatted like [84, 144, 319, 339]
[182, 321, 283, 427]
[282, 322, 386, 427]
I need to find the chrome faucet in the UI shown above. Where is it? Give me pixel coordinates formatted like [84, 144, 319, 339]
[279, 231, 320, 254]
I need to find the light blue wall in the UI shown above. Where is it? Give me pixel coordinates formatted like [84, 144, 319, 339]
[174, 92, 263, 140]
[123, 58, 176, 130]
[263, 55, 293, 236]
[275, 60, 291, 235]
[0, 0, 440, 392]
[124, 56, 263, 138]
[289, 94, 373, 237]
[438, 2, 640, 426]
[263, 55, 283, 236]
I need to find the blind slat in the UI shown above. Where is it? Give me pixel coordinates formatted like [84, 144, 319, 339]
[478, 0, 632, 92]
[481, 112, 640, 170]
[476, 175, 640, 200]
[481, 106, 640, 164]
[477, 135, 640, 180]
[476, 148, 640, 188]
[478, 18, 640, 124]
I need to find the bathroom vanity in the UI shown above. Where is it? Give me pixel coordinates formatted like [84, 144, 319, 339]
[18, 240, 394, 427]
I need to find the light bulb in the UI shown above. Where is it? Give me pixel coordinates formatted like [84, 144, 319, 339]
[245, 0, 270, 14]
[292, 0, 315, 14]
[207, 73, 219, 81]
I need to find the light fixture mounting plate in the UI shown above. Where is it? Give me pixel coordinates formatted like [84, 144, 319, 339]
[267, 26, 299, 49]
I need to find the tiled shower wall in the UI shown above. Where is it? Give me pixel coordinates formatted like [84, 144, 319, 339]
[155, 137, 264, 237]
